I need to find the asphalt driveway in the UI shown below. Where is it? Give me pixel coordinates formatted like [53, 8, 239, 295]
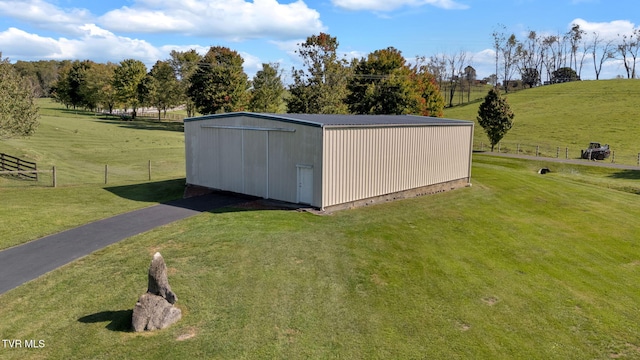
[0, 193, 245, 295]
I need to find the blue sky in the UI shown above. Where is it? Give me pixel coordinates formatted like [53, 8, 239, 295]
[0, 0, 637, 80]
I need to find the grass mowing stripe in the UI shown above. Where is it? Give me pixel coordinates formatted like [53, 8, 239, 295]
[4, 156, 638, 358]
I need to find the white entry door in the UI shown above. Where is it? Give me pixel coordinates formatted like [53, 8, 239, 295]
[296, 165, 313, 205]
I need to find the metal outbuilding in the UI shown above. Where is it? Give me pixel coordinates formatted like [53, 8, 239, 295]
[184, 112, 473, 211]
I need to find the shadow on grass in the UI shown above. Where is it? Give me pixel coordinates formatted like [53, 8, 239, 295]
[59, 108, 96, 117]
[104, 178, 186, 203]
[609, 169, 640, 180]
[106, 179, 309, 213]
[95, 118, 184, 132]
[78, 310, 133, 332]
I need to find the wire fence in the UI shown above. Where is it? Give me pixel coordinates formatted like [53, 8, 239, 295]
[474, 141, 640, 166]
[0, 160, 184, 188]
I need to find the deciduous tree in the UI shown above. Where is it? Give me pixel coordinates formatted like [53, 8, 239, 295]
[346, 47, 414, 114]
[477, 88, 514, 152]
[411, 64, 445, 117]
[169, 49, 201, 117]
[590, 32, 615, 80]
[567, 24, 586, 75]
[0, 56, 39, 138]
[140, 60, 181, 120]
[617, 29, 640, 79]
[516, 30, 543, 87]
[113, 59, 147, 118]
[84, 62, 118, 113]
[287, 33, 350, 114]
[346, 48, 444, 116]
[188, 46, 249, 115]
[551, 67, 579, 83]
[445, 50, 470, 104]
[13, 60, 60, 97]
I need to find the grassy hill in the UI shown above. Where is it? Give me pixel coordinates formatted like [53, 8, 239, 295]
[2, 93, 640, 358]
[2, 155, 640, 359]
[444, 79, 640, 164]
[0, 100, 187, 249]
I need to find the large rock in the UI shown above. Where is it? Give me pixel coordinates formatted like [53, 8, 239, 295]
[132, 293, 182, 332]
[147, 252, 177, 304]
[131, 252, 181, 332]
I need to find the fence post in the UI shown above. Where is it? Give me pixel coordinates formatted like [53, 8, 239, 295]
[638, 153, 640, 166]
[35, 163, 38, 182]
[556, 147, 560, 158]
[536, 145, 539, 157]
[566, 147, 569, 159]
[517, 144, 520, 154]
[52, 166, 57, 188]
[105, 164, 108, 184]
[498, 143, 501, 153]
[611, 151, 615, 163]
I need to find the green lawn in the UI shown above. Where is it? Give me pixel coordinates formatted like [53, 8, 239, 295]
[0, 99, 186, 250]
[1, 155, 640, 359]
[0, 99, 185, 186]
[445, 79, 640, 164]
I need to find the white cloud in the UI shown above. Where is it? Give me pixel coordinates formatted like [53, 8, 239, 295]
[0, 0, 325, 41]
[0, 27, 61, 58]
[570, 18, 636, 41]
[239, 51, 263, 78]
[331, 0, 468, 12]
[0, 24, 161, 65]
[99, 0, 326, 40]
[0, 0, 92, 35]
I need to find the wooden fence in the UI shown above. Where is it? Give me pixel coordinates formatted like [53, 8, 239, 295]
[104, 110, 185, 122]
[0, 153, 38, 181]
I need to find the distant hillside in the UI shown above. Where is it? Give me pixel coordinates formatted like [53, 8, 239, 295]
[444, 80, 640, 164]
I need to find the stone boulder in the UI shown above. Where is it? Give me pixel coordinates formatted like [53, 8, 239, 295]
[147, 252, 177, 304]
[132, 293, 182, 332]
[132, 252, 182, 332]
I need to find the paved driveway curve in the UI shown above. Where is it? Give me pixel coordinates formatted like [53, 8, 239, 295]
[0, 193, 244, 295]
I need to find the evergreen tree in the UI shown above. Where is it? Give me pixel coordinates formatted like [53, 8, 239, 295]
[477, 88, 514, 151]
[249, 63, 285, 113]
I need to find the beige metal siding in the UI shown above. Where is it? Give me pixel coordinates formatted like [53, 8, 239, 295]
[185, 116, 323, 207]
[322, 125, 472, 208]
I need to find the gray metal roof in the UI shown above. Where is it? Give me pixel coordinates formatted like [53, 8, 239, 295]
[184, 112, 473, 128]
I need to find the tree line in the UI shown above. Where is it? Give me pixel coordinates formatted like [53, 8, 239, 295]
[493, 22, 640, 91]
[5, 21, 639, 137]
[7, 33, 453, 120]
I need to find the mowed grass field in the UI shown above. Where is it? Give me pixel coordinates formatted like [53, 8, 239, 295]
[445, 79, 640, 163]
[1, 155, 640, 359]
[1, 89, 640, 358]
[0, 100, 186, 250]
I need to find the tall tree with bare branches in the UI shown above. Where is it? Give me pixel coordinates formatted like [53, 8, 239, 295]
[590, 32, 616, 80]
